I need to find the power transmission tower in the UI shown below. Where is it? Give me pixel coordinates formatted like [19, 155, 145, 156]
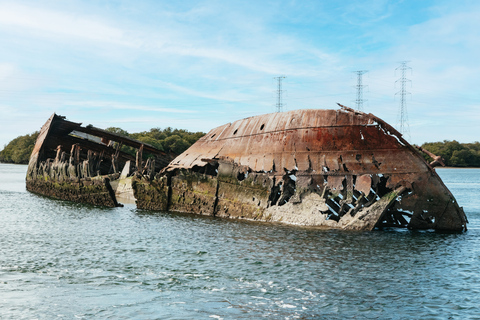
[274, 76, 286, 113]
[354, 70, 368, 111]
[395, 61, 412, 140]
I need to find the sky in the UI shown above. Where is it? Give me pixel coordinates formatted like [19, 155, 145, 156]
[0, 0, 479, 148]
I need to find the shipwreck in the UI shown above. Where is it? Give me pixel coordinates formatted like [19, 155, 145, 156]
[26, 105, 468, 231]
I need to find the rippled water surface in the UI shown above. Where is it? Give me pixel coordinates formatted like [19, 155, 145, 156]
[1, 164, 480, 319]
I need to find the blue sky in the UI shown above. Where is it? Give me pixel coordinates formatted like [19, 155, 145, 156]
[1, 0, 479, 148]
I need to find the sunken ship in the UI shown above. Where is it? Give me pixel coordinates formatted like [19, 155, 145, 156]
[26, 105, 468, 231]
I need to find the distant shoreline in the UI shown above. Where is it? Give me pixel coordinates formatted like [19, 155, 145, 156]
[436, 167, 480, 169]
[0, 162, 28, 165]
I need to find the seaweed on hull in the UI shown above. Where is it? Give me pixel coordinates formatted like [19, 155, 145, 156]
[26, 105, 468, 231]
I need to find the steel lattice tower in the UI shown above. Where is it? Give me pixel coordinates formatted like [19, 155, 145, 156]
[354, 70, 368, 111]
[395, 61, 412, 140]
[274, 76, 286, 113]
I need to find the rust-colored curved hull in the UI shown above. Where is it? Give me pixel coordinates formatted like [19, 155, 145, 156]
[133, 106, 467, 231]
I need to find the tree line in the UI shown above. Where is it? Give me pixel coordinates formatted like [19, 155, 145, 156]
[0, 132, 39, 164]
[104, 127, 205, 157]
[2, 131, 480, 168]
[420, 140, 480, 167]
[0, 127, 205, 164]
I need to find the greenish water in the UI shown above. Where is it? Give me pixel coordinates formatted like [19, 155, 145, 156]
[1, 164, 479, 319]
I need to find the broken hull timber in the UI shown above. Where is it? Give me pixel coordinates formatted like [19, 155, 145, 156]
[132, 106, 467, 231]
[26, 114, 176, 208]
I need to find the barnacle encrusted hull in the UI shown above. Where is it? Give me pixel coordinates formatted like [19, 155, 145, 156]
[133, 106, 467, 231]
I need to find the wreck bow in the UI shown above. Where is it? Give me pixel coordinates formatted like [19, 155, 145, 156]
[133, 105, 467, 231]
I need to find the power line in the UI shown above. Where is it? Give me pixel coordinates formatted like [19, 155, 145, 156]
[274, 76, 286, 113]
[354, 70, 368, 111]
[395, 61, 412, 140]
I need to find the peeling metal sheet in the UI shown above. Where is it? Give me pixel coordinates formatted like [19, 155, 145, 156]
[327, 175, 344, 192]
[355, 175, 372, 196]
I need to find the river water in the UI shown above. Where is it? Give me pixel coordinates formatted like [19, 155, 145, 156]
[1, 164, 479, 319]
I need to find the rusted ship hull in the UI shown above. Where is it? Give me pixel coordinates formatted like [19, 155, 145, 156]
[132, 106, 467, 231]
[26, 107, 467, 231]
[26, 114, 176, 207]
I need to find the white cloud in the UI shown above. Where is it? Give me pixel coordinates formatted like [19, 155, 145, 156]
[0, 63, 16, 79]
[0, 2, 335, 76]
[65, 101, 198, 114]
[0, 3, 134, 46]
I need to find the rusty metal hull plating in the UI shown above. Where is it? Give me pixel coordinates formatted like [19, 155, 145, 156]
[134, 106, 467, 231]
